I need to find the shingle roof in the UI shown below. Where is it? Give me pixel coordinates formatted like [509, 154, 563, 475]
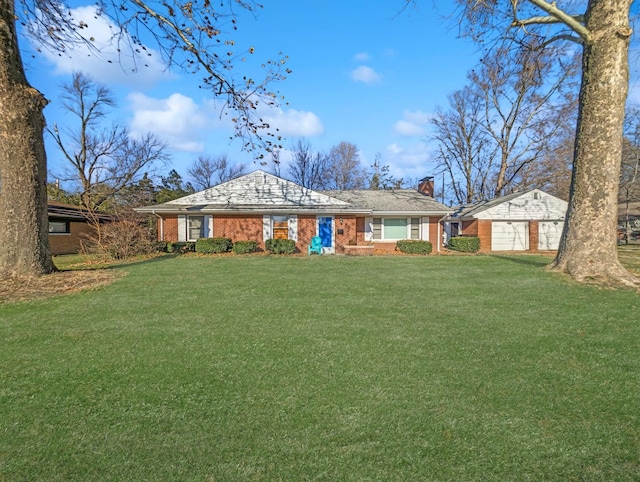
[322, 189, 450, 214]
[136, 170, 451, 215]
[164, 170, 355, 210]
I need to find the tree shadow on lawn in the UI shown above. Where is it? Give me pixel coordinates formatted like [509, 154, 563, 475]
[1, 254, 176, 304]
[487, 254, 553, 268]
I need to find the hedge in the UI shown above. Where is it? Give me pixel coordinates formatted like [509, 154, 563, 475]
[265, 238, 296, 254]
[166, 241, 195, 253]
[195, 237, 233, 254]
[448, 236, 480, 253]
[396, 240, 433, 255]
[233, 240, 259, 254]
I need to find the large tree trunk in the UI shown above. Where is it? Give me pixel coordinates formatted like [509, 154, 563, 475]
[0, 0, 56, 278]
[550, 0, 638, 287]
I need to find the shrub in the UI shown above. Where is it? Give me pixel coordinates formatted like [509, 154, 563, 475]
[448, 236, 480, 253]
[396, 240, 433, 255]
[233, 240, 259, 254]
[196, 237, 233, 254]
[265, 238, 296, 254]
[81, 219, 158, 259]
[167, 242, 195, 253]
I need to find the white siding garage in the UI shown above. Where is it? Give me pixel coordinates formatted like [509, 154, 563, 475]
[491, 221, 529, 251]
[539, 221, 564, 250]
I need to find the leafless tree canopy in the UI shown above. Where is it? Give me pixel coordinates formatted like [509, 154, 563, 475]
[286, 139, 330, 190]
[431, 40, 578, 205]
[187, 154, 247, 190]
[49, 72, 170, 210]
[326, 141, 367, 190]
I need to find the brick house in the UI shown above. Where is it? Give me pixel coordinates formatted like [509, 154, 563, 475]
[135, 170, 451, 254]
[47, 201, 111, 255]
[442, 189, 568, 252]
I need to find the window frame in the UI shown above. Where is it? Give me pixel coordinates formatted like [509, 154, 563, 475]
[372, 217, 421, 241]
[187, 215, 205, 242]
[48, 220, 70, 235]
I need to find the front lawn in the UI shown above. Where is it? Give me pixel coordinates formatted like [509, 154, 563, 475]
[1, 255, 639, 480]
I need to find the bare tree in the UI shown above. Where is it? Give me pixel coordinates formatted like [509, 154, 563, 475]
[0, 0, 288, 278]
[187, 154, 247, 190]
[439, 0, 639, 286]
[326, 141, 367, 190]
[286, 139, 330, 189]
[430, 87, 497, 204]
[469, 41, 578, 198]
[49, 73, 169, 211]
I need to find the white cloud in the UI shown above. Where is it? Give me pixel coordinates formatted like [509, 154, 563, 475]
[354, 52, 370, 62]
[383, 142, 436, 181]
[128, 93, 209, 152]
[35, 5, 167, 87]
[351, 65, 382, 85]
[260, 107, 324, 137]
[393, 110, 432, 137]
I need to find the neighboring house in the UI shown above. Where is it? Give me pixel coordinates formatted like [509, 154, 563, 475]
[443, 189, 568, 252]
[48, 201, 110, 255]
[135, 170, 451, 254]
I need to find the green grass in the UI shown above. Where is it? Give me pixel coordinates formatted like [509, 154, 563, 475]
[2, 255, 640, 480]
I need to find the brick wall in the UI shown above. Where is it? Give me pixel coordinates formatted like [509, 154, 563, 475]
[529, 220, 539, 252]
[213, 215, 264, 247]
[462, 219, 478, 236]
[49, 221, 95, 255]
[334, 216, 357, 253]
[160, 216, 177, 242]
[477, 220, 492, 252]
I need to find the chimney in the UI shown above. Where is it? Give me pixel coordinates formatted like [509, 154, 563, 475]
[417, 176, 434, 197]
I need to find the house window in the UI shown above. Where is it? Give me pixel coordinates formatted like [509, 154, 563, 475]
[188, 216, 205, 241]
[49, 221, 70, 234]
[272, 215, 289, 239]
[372, 218, 421, 241]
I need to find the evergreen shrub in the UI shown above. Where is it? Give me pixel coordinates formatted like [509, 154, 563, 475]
[448, 236, 480, 253]
[265, 238, 296, 254]
[396, 240, 433, 255]
[196, 237, 233, 254]
[233, 240, 259, 254]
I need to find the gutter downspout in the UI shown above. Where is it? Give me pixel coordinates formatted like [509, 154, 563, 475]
[152, 211, 163, 241]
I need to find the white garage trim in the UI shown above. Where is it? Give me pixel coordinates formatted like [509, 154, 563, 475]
[492, 221, 529, 251]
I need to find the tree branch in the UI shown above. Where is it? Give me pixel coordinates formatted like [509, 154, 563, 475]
[512, 0, 590, 43]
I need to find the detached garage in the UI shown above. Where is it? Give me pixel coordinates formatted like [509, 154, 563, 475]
[443, 189, 568, 253]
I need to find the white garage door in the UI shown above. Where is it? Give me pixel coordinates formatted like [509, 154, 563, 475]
[491, 221, 529, 251]
[538, 221, 564, 250]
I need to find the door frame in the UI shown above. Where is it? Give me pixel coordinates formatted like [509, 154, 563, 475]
[316, 215, 335, 254]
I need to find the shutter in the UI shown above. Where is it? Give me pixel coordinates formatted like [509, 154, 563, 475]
[422, 217, 430, 241]
[364, 217, 373, 241]
[263, 215, 271, 241]
[288, 215, 298, 241]
[204, 215, 213, 238]
[178, 215, 187, 242]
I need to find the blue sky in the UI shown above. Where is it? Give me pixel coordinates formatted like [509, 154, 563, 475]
[19, 1, 640, 190]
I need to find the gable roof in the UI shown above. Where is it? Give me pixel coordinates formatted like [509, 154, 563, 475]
[137, 170, 365, 214]
[449, 189, 568, 220]
[323, 189, 450, 215]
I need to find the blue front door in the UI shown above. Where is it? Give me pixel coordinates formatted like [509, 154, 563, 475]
[318, 217, 333, 248]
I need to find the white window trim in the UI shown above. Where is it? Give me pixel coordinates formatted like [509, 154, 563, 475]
[178, 214, 213, 242]
[263, 214, 297, 241]
[371, 217, 423, 242]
